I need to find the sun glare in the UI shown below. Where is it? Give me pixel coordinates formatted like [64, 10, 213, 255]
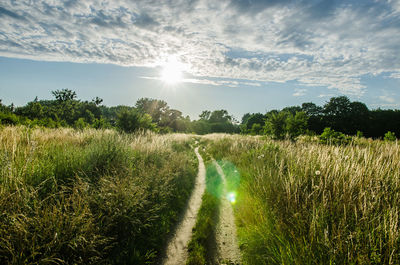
[160, 57, 184, 85]
[227, 192, 236, 204]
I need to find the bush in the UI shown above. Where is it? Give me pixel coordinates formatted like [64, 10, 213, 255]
[384, 131, 396, 141]
[74, 117, 88, 130]
[319, 127, 351, 145]
[0, 112, 19, 125]
[116, 109, 156, 133]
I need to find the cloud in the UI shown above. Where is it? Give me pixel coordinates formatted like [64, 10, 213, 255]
[379, 89, 397, 104]
[390, 72, 400, 79]
[140, 75, 261, 87]
[1, 0, 400, 95]
[293, 88, 307, 97]
[379, 95, 396, 103]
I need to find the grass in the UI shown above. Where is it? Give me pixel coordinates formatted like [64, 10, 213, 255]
[3, 127, 399, 264]
[186, 161, 222, 265]
[0, 126, 197, 264]
[204, 134, 400, 265]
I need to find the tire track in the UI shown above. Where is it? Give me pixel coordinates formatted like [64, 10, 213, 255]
[214, 160, 242, 264]
[162, 147, 206, 265]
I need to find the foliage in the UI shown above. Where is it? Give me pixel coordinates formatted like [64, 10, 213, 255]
[116, 108, 157, 133]
[384, 131, 396, 141]
[241, 96, 400, 139]
[319, 127, 351, 145]
[240, 113, 265, 134]
[264, 111, 289, 139]
[205, 134, 400, 265]
[286, 111, 308, 139]
[5, 92, 400, 137]
[0, 127, 197, 264]
[193, 109, 239, 134]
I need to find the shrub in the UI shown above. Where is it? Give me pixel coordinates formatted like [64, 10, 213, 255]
[384, 131, 396, 141]
[74, 117, 88, 130]
[319, 127, 350, 145]
[116, 109, 156, 133]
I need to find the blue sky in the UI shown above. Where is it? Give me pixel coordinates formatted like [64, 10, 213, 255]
[1, 0, 400, 120]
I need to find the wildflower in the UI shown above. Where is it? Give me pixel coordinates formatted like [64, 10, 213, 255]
[257, 155, 262, 159]
[315, 170, 321, 176]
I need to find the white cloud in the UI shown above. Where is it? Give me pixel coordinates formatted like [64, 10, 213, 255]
[390, 72, 400, 79]
[140, 76, 261, 87]
[1, 0, 400, 95]
[379, 95, 396, 103]
[293, 88, 307, 97]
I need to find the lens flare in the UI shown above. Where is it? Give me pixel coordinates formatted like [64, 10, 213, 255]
[227, 192, 236, 204]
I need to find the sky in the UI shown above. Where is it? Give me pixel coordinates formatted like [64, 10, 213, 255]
[1, 0, 400, 120]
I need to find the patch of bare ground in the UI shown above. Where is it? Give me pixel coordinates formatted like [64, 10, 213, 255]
[162, 147, 206, 265]
[214, 161, 242, 265]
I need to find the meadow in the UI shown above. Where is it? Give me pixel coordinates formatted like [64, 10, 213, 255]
[0, 126, 197, 264]
[1, 125, 400, 265]
[203, 134, 400, 264]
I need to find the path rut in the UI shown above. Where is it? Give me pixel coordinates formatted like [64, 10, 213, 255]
[162, 147, 206, 265]
[214, 161, 242, 264]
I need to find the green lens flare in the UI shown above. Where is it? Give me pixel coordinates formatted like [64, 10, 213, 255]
[227, 192, 236, 204]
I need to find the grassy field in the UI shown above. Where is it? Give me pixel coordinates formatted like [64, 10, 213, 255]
[0, 126, 197, 264]
[204, 134, 400, 265]
[2, 126, 400, 264]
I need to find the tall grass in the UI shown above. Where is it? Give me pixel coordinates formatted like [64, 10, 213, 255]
[205, 134, 400, 264]
[0, 126, 197, 264]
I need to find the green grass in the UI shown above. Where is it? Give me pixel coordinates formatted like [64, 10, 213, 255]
[186, 162, 222, 265]
[204, 134, 400, 265]
[0, 126, 197, 264]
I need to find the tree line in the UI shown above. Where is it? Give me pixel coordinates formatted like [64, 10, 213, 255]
[242, 96, 399, 139]
[0, 89, 239, 134]
[0, 89, 398, 139]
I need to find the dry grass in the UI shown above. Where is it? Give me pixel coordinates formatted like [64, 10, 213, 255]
[0, 126, 197, 264]
[205, 134, 400, 264]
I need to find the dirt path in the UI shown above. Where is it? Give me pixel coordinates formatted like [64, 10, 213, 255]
[162, 147, 206, 265]
[214, 161, 242, 264]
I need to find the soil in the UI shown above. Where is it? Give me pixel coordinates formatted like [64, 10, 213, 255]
[214, 161, 242, 265]
[162, 147, 206, 265]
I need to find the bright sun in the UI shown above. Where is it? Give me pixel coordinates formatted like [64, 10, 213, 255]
[160, 57, 184, 85]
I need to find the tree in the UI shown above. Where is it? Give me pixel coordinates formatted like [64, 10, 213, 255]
[209, 110, 232, 123]
[52, 89, 77, 102]
[135, 98, 169, 124]
[282, 106, 302, 115]
[116, 108, 156, 133]
[199, 110, 211, 121]
[250, 123, 263, 135]
[92, 97, 103, 106]
[301, 102, 323, 116]
[241, 113, 265, 134]
[348, 101, 369, 135]
[264, 111, 288, 139]
[323, 96, 352, 134]
[286, 111, 308, 139]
